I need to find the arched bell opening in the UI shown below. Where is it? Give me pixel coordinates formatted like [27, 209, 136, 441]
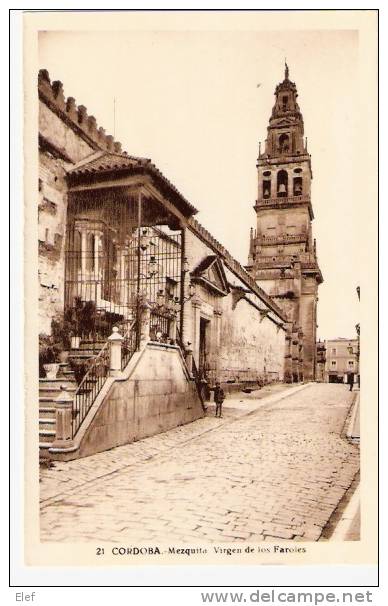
[293, 176, 303, 196]
[277, 170, 288, 197]
[262, 170, 272, 199]
[262, 180, 271, 199]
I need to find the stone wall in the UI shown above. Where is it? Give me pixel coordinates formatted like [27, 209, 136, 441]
[77, 344, 204, 459]
[38, 66, 123, 335]
[38, 149, 71, 333]
[184, 228, 286, 384]
[38, 93, 97, 334]
[218, 291, 285, 383]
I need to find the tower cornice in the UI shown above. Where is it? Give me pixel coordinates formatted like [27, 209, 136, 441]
[253, 195, 314, 221]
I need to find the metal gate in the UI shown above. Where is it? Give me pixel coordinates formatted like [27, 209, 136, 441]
[64, 196, 182, 345]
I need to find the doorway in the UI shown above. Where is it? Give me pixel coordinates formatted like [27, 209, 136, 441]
[199, 317, 210, 379]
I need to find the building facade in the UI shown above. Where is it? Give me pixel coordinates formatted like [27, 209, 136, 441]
[247, 65, 323, 382]
[324, 338, 359, 384]
[37, 69, 288, 460]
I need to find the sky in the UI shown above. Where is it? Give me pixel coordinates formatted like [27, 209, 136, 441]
[39, 26, 361, 341]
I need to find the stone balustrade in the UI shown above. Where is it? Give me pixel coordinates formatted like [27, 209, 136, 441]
[256, 233, 307, 245]
[255, 195, 310, 206]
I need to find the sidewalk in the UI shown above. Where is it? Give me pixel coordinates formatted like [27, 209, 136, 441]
[345, 391, 360, 443]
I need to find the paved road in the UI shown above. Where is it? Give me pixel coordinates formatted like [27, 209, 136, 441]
[40, 383, 359, 543]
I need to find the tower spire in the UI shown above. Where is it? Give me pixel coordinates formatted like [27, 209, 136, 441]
[285, 60, 289, 81]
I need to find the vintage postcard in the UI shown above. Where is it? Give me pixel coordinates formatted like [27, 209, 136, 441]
[21, 10, 377, 572]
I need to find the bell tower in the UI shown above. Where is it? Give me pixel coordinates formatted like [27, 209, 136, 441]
[247, 64, 323, 382]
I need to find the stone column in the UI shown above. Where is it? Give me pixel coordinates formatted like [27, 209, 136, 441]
[81, 229, 87, 276]
[108, 326, 123, 377]
[169, 315, 177, 344]
[116, 245, 128, 308]
[94, 232, 103, 303]
[94, 232, 100, 277]
[50, 385, 74, 450]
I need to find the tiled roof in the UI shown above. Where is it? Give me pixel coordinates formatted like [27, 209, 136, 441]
[67, 151, 146, 174]
[191, 255, 218, 276]
[67, 151, 198, 217]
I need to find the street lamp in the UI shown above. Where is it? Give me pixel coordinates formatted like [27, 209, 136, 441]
[355, 285, 360, 388]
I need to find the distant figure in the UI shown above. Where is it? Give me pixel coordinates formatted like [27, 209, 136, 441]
[348, 372, 354, 392]
[214, 381, 225, 418]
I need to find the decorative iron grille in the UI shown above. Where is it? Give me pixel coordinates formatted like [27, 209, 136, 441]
[65, 195, 182, 345]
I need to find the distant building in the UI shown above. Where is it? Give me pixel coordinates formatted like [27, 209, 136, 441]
[324, 338, 359, 384]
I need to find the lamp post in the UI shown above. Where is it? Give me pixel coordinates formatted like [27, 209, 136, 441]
[356, 286, 360, 388]
[355, 321, 360, 389]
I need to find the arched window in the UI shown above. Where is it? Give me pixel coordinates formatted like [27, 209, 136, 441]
[277, 170, 288, 197]
[279, 133, 290, 154]
[293, 177, 303, 196]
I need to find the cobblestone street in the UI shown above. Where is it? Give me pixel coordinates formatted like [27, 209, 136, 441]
[40, 383, 359, 543]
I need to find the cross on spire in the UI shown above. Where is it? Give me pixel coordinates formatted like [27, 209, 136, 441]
[285, 60, 289, 80]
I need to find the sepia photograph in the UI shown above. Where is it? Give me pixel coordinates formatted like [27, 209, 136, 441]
[21, 10, 377, 569]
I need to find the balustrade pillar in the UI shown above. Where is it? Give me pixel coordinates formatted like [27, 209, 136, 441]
[139, 303, 151, 346]
[50, 385, 75, 450]
[169, 316, 177, 344]
[108, 326, 123, 376]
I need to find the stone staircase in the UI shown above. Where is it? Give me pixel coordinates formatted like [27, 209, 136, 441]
[39, 340, 106, 460]
[39, 364, 77, 459]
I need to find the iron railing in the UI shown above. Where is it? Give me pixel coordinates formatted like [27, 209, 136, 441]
[175, 326, 206, 408]
[150, 310, 172, 343]
[120, 319, 138, 371]
[72, 342, 110, 438]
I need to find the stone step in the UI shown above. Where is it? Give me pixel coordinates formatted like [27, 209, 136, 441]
[61, 370, 75, 378]
[39, 406, 56, 419]
[39, 418, 56, 431]
[39, 442, 51, 451]
[39, 385, 77, 398]
[39, 378, 76, 389]
[39, 396, 58, 405]
[39, 429, 56, 443]
[69, 352, 97, 359]
[79, 343, 105, 351]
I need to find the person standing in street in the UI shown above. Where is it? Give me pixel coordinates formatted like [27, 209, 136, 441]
[214, 381, 225, 418]
[348, 372, 354, 392]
